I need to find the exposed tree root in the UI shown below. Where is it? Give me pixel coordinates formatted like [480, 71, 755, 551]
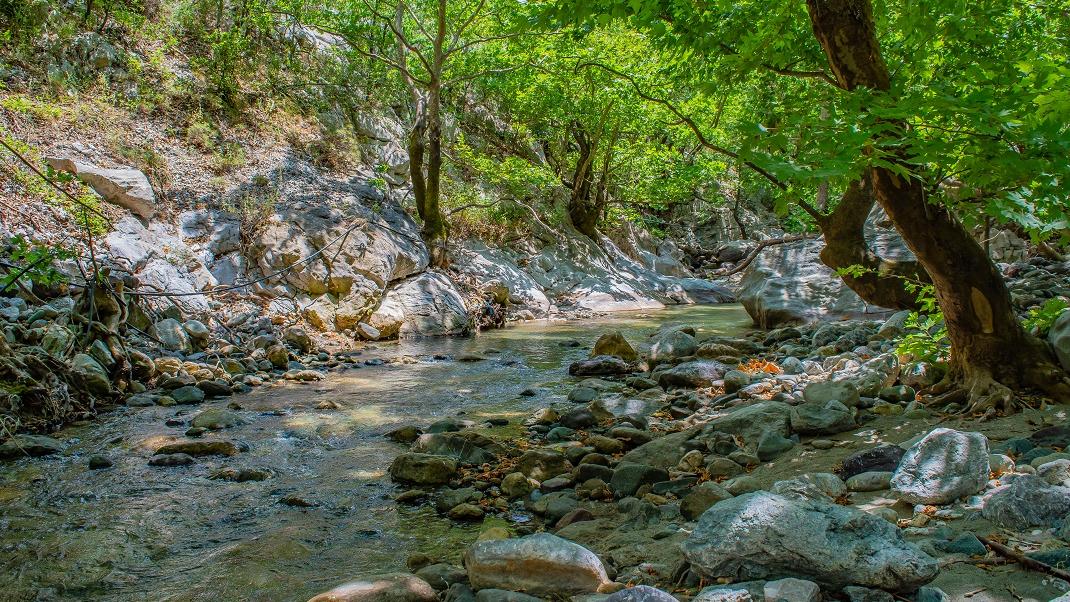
[924, 342, 1070, 418]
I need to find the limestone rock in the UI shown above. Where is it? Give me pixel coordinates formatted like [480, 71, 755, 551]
[683, 491, 938, 591]
[45, 156, 155, 219]
[369, 272, 469, 338]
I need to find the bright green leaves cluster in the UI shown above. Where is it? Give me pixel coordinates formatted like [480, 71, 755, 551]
[547, 0, 1070, 242]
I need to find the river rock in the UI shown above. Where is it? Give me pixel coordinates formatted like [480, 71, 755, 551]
[0, 435, 65, 459]
[155, 440, 240, 456]
[151, 318, 192, 352]
[610, 462, 669, 497]
[569, 355, 631, 376]
[838, 445, 905, 479]
[657, 360, 728, 389]
[803, 380, 861, 408]
[981, 474, 1070, 529]
[890, 428, 989, 504]
[389, 453, 458, 485]
[681, 481, 733, 521]
[649, 330, 697, 366]
[603, 585, 677, 601]
[706, 401, 793, 447]
[70, 353, 112, 396]
[517, 449, 572, 481]
[414, 564, 467, 591]
[464, 533, 610, 596]
[592, 332, 638, 361]
[190, 408, 243, 430]
[171, 385, 206, 404]
[307, 574, 437, 602]
[682, 491, 938, 591]
[1049, 309, 1070, 372]
[764, 578, 820, 602]
[619, 427, 699, 470]
[501, 473, 537, 499]
[283, 326, 313, 353]
[789, 400, 856, 435]
[1037, 459, 1070, 487]
[846, 471, 894, 492]
[149, 453, 194, 466]
[412, 432, 502, 465]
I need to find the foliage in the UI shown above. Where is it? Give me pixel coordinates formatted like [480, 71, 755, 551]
[0, 235, 73, 291]
[1024, 299, 1069, 336]
[895, 282, 949, 365]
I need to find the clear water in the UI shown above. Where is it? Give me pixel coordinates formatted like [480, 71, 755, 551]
[0, 304, 752, 602]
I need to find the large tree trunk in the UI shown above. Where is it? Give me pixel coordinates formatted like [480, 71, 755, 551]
[806, 0, 1070, 413]
[567, 121, 602, 241]
[816, 175, 927, 310]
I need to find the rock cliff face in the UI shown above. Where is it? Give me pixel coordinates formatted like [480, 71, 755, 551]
[92, 158, 733, 340]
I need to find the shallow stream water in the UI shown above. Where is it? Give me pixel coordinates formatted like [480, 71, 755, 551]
[0, 304, 752, 602]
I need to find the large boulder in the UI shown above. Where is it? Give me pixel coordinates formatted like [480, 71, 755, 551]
[890, 428, 989, 504]
[463, 533, 610, 596]
[704, 401, 793, 448]
[682, 491, 938, 591]
[46, 156, 155, 219]
[981, 474, 1070, 529]
[370, 272, 469, 338]
[307, 574, 436, 602]
[1050, 309, 1070, 372]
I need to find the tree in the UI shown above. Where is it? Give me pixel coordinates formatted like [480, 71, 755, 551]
[548, 0, 1070, 412]
[302, 0, 521, 268]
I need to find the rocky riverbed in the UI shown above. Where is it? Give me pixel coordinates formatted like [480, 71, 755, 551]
[356, 310, 1070, 602]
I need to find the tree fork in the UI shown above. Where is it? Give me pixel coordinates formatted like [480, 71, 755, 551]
[815, 175, 927, 311]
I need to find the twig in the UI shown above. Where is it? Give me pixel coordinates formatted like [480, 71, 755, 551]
[711, 234, 813, 277]
[978, 535, 1070, 581]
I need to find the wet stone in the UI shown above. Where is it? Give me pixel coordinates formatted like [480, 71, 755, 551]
[149, 453, 194, 467]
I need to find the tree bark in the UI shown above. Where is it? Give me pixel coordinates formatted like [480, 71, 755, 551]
[815, 175, 927, 310]
[567, 121, 602, 241]
[806, 0, 1070, 413]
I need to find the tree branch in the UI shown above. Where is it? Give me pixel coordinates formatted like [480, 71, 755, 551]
[718, 43, 841, 88]
[575, 61, 788, 191]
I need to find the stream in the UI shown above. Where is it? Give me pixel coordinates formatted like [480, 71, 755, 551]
[0, 304, 752, 602]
